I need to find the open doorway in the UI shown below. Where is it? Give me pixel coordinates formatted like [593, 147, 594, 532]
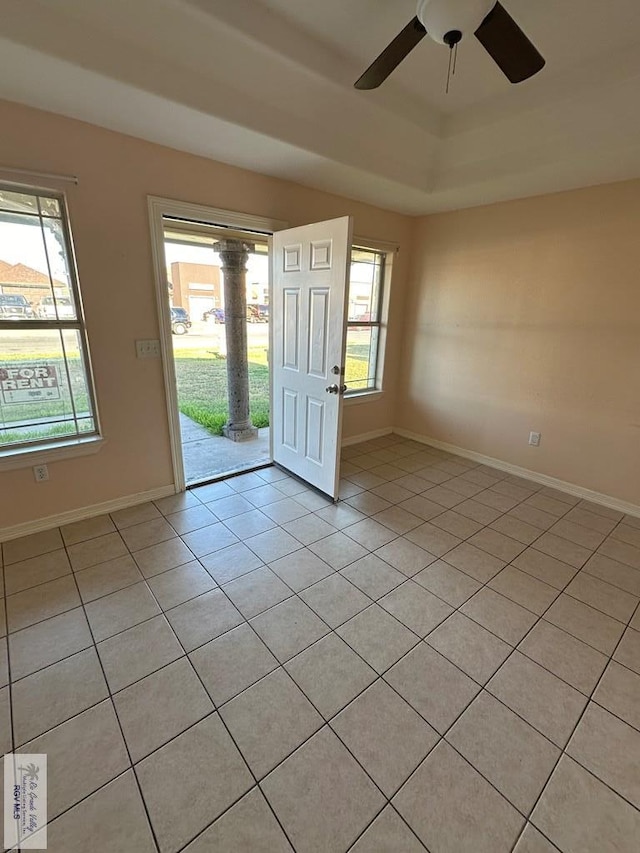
[162, 217, 272, 485]
[150, 199, 393, 498]
[149, 199, 288, 492]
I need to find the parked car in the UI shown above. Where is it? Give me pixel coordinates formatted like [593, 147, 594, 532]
[37, 295, 75, 319]
[0, 294, 35, 319]
[170, 306, 191, 335]
[203, 307, 225, 323]
[247, 304, 269, 323]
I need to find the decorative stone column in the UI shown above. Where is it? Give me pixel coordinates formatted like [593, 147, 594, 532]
[214, 239, 258, 442]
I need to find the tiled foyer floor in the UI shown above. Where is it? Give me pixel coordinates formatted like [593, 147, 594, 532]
[1, 434, 640, 852]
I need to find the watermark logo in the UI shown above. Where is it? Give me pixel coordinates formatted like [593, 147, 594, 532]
[4, 754, 48, 849]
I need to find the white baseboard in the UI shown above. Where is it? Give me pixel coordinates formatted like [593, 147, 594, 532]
[341, 427, 393, 447]
[394, 428, 640, 519]
[5, 426, 638, 542]
[0, 485, 176, 543]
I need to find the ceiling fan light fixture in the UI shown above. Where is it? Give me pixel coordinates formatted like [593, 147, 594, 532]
[355, 0, 544, 90]
[417, 0, 495, 45]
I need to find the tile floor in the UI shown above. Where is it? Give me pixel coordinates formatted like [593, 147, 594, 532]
[1, 434, 639, 851]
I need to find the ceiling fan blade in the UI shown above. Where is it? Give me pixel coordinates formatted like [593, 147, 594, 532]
[355, 16, 427, 90]
[474, 1, 545, 84]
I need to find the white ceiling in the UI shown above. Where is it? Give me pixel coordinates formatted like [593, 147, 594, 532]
[1, 0, 640, 214]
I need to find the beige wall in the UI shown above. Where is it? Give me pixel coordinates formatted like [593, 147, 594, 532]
[0, 99, 412, 531]
[399, 180, 640, 506]
[3, 97, 638, 532]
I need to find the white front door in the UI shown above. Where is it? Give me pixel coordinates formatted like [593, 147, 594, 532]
[271, 216, 353, 498]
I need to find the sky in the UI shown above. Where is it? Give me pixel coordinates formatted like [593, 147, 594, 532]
[164, 241, 269, 285]
[163, 240, 375, 287]
[0, 218, 376, 302]
[0, 219, 69, 283]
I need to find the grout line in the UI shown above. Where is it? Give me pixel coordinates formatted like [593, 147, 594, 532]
[104, 489, 325, 851]
[65, 538, 163, 853]
[3, 440, 640, 851]
[3, 456, 634, 676]
[186, 617, 430, 851]
[335, 455, 640, 841]
[134, 558, 300, 853]
[9, 535, 163, 852]
[3, 454, 633, 686]
[97, 478, 455, 849]
[508, 594, 640, 852]
[189, 504, 563, 838]
[344, 803, 429, 853]
[0, 541, 20, 853]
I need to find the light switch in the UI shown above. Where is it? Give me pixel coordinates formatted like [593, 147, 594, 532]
[136, 339, 161, 359]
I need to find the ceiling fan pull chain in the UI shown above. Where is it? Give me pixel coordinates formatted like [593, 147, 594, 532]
[453, 41, 458, 76]
[446, 45, 453, 94]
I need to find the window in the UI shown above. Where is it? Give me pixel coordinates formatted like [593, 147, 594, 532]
[344, 245, 388, 394]
[0, 185, 99, 453]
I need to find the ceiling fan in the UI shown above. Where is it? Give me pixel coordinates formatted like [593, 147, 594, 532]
[355, 0, 545, 90]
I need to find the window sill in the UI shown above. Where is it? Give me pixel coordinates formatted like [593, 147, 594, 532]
[344, 390, 384, 406]
[0, 435, 105, 472]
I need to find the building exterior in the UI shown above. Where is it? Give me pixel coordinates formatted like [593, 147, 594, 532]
[169, 261, 222, 319]
[0, 260, 67, 305]
[169, 261, 269, 318]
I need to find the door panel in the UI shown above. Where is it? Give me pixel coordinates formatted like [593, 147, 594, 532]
[308, 288, 329, 377]
[305, 397, 325, 464]
[282, 389, 298, 451]
[272, 216, 352, 498]
[283, 289, 300, 369]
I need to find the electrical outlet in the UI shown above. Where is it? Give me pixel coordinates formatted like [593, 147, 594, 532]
[33, 464, 49, 482]
[528, 431, 541, 447]
[135, 339, 161, 359]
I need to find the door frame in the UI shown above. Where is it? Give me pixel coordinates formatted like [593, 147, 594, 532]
[147, 195, 287, 492]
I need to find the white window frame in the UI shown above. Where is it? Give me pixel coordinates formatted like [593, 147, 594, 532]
[0, 182, 102, 470]
[344, 237, 396, 402]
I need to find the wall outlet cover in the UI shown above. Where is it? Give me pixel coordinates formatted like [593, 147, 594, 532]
[33, 464, 49, 482]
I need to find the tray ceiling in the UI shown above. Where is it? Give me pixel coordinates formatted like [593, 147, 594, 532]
[1, 0, 639, 213]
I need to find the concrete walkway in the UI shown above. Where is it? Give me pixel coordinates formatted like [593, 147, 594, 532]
[179, 412, 270, 485]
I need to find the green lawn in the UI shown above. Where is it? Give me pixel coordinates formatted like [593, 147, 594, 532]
[1, 344, 371, 443]
[174, 344, 370, 436]
[175, 346, 269, 436]
[0, 354, 94, 446]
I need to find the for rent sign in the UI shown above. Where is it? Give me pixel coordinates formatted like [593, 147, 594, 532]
[0, 364, 60, 404]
